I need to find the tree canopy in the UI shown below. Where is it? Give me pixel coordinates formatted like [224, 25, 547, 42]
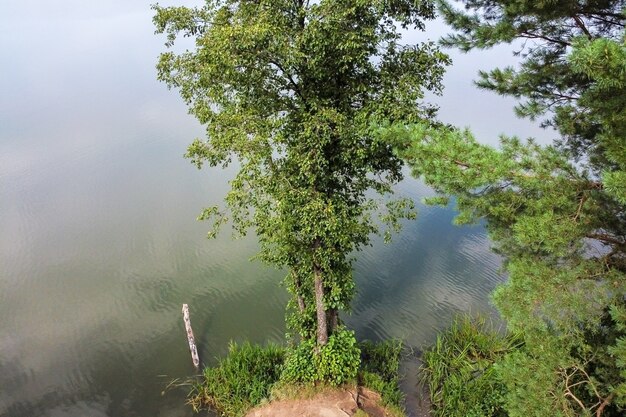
[153, 0, 449, 383]
[386, 0, 626, 415]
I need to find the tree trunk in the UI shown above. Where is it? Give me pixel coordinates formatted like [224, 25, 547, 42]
[314, 264, 328, 346]
[328, 308, 339, 333]
[292, 272, 306, 313]
[296, 295, 306, 313]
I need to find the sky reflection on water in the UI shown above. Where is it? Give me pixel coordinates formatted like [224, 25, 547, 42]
[0, 2, 551, 416]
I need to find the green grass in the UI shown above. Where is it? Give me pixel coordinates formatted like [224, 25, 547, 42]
[188, 341, 285, 417]
[420, 315, 523, 417]
[358, 339, 404, 408]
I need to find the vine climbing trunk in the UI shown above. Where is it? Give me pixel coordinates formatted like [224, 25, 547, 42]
[296, 295, 306, 314]
[314, 264, 328, 346]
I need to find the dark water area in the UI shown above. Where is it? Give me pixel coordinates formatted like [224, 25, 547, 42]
[0, 2, 516, 417]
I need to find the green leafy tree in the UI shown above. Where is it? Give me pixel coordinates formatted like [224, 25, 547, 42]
[383, 1, 626, 415]
[152, 0, 448, 378]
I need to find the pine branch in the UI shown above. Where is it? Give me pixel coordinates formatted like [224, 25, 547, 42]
[519, 31, 571, 47]
[596, 392, 615, 417]
[572, 15, 593, 39]
[586, 233, 626, 248]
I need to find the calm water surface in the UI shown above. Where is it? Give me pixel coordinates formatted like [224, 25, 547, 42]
[1, 2, 505, 416]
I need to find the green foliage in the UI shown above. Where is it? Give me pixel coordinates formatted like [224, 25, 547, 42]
[316, 329, 361, 386]
[389, 119, 626, 415]
[358, 339, 404, 407]
[492, 304, 626, 417]
[280, 339, 318, 384]
[189, 342, 285, 417]
[420, 316, 523, 417]
[387, 1, 626, 415]
[153, 0, 449, 363]
[609, 304, 626, 409]
[438, 0, 625, 159]
[281, 328, 361, 386]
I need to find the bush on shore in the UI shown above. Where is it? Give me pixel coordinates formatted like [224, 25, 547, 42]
[281, 328, 361, 386]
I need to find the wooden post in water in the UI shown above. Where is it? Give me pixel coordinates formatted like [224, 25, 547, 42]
[182, 304, 200, 369]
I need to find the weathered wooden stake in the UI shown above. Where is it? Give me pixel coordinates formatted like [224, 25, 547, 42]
[182, 303, 200, 369]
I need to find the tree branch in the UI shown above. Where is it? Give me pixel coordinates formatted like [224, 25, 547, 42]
[596, 392, 615, 417]
[562, 368, 588, 413]
[587, 14, 625, 27]
[583, 10, 626, 20]
[519, 31, 571, 47]
[586, 233, 626, 247]
[268, 59, 306, 103]
[573, 194, 587, 222]
[572, 15, 593, 39]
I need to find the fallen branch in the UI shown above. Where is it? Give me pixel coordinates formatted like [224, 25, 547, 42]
[182, 303, 200, 369]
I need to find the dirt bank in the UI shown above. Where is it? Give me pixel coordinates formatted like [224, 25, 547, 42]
[245, 386, 400, 417]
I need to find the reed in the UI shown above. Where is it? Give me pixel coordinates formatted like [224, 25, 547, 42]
[188, 342, 285, 417]
[420, 315, 523, 417]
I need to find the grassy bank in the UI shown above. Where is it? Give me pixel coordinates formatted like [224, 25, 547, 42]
[188, 339, 406, 417]
[186, 317, 524, 417]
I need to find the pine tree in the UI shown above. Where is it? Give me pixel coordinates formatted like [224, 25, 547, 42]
[384, 1, 626, 414]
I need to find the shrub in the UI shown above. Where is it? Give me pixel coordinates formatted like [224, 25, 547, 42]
[420, 315, 523, 417]
[281, 328, 361, 386]
[189, 342, 285, 417]
[280, 338, 317, 384]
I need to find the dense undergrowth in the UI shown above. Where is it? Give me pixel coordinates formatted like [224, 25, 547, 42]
[188, 318, 522, 417]
[420, 315, 523, 417]
[188, 338, 405, 417]
[281, 328, 361, 386]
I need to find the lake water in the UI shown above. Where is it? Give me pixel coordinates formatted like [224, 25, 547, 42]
[1, 2, 507, 417]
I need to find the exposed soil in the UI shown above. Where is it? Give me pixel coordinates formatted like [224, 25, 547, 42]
[245, 386, 398, 417]
[245, 351, 434, 417]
